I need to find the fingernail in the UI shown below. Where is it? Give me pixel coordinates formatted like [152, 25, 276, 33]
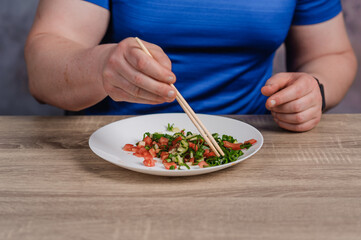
[168, 90, 175, 98]
[168, 76, 174, 82]
[269, 100, 276, 107]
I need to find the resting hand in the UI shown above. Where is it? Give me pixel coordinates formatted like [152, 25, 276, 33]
[101, 37, 176, 104]
[261, 72, 323, 132]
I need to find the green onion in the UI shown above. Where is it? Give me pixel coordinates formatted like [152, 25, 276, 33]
[180, 163, 190, 170]
[143, 132, 151, 139]
[167, 123, 174, 131]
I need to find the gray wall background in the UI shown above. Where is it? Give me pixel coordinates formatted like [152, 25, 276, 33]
[0, 0, 360, 115]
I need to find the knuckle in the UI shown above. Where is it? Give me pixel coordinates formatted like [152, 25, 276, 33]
[292, 102, 302, 112]
[102, 69, 113, 80]
[307, 75, 317, 85]
[295, 113, 304, 123]
[133, 73, 144, 86]
[295, 86, 303, 96]
[117, 39, 128, 50]
[107, 54, 119, 67]
[307, 76, 318, 89]
[133, 86, 142, 98]
[136, 57, 150, 71]
[161, 58, 172, 70]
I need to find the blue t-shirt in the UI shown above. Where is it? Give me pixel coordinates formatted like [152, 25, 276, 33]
[82, 0, 341, 115]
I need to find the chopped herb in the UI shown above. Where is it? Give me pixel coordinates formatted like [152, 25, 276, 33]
[167, 123, 174, 131]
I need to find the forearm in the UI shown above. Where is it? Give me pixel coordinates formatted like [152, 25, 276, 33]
[290, 49, 357, 110]
[25, 33, 115, 111]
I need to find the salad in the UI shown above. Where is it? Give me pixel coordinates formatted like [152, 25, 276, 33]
[122, 123, 257, 170]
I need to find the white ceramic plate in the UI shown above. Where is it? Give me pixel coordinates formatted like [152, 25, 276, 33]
[89, 113, 263, 176]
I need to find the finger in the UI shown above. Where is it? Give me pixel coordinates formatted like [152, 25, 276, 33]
[274, 117, 321, 132]
[272, 106, 320, 125]
[261, 73, 294, 97]
[265, 76, 315, 109]
[271, 91, 318, 113]
[105, 84, 169, 105]
[125, 43, 176, 84]
[103, 69, 174, 103]
[145, 42, 173, 70]
[110, 54, 176, 101]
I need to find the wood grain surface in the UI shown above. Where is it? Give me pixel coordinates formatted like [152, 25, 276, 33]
[1, 114, 361, 240]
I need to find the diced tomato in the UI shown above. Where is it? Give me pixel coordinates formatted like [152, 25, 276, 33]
[223, 141, 242, 150]
[244, 139, 257, 145]
[122, 144, 134, 152]
[189, 157, 195, 163]
[148, 148, 156, 157]
[155, 148, 161, 154]
[143, 136, 153, 146]
[163, 162, 177, 170]
[203, 148, 216, 158]
[172, 136, 182, 146]
[138, 147, 148, 154]
[159, 137, 169, 146]
[143, 151, 153, 158]
[188, 142, 198, 151]
[143, 158, 155, 167]
[204, 151, 216, 158]
[198, 161, 209, 168]
[160, 151, 169, 161]
[133, 146, 149, 157]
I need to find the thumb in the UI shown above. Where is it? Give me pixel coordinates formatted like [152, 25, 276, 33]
[261, 73, 293, 97]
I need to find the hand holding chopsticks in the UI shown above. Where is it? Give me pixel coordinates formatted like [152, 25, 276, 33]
[135, 37, 224, 157]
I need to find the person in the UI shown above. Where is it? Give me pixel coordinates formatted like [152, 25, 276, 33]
[25, 0, 357, 132]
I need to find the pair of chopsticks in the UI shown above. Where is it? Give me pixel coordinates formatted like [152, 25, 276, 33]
[135, 37, 225, 157]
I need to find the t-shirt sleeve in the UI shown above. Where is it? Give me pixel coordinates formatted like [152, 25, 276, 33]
[83, 0, 109, 10]
[292, 0, 342, 25]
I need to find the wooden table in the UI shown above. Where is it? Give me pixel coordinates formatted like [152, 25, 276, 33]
[1, 114, 361, 240]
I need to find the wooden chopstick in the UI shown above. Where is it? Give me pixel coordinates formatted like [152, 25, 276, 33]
[172, 88, 225, 156]
[134, 37, 225, 157]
